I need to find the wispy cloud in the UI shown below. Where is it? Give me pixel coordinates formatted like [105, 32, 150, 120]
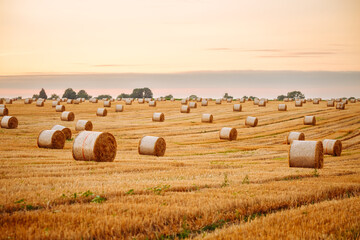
[259, 51, 337, 58]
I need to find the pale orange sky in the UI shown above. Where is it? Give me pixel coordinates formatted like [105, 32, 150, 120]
[0, 0, 360, 75]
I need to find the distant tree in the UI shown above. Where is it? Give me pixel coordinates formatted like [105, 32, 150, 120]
[348, 97, 355, 100]
[62, 88, 77, 99]
[32, 94, 39, 99]
[248, 96, 256, 100]
[143, 87, 153, 98]
[287, 91, 305, 99]
[77, 90, 91, 99]
[189, 94, 197, 99]
[277, 94, 286, 101]
[97, 94, 112, 100]
[242, 96, 248, 100]
[130, 88, 145, 98]
[17, 96, 22, 100]
[223, 93, 233, 99]
[164, 94, 173, 100]
[39, 88, 47, 99]
[117, 93, 130, 98]
[50, 93, 60, 99]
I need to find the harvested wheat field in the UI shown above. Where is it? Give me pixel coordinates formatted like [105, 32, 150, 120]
[1, 99, 360, 239]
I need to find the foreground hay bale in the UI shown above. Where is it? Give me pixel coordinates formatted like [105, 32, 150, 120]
[289, 140, 323, 169]
[51, 125, 72, 139]
[304, 116, 316, 125]
[278, 104, 287, 111]
[152, 113, 165, 122]
[75, 120, 93, 131]
[219, 127, 237, 140]
[36, 100, 44, 107]
[233, 104, 242, 112]
[285, 132, 305, 144]
[295, 100, 303, 107]
[180, 105, 190, 113]
[0, 107, 8, 116]
[336, 102, 345, 110]
[115, 105, 124, 112]
[323, 139, 342, 156]
[103, 100, 111, 107]
[37, 130, 65, 149]
[96, 108, 107, 116]
[0, 104, 6, 108]
[61, 111, 75, 121]
[245, 116, 258, 127]
[201, 113, 213, 123]
[72, 131, 117, 162]
[149, 100, 156, 107]
[55, 105, 65, 112]
[1, 116, 18, 129]
[189, 102, 197, 108]
[138, 136, 166, 156]
[201, 100, 208, 106]
[327, 100, 335, 107]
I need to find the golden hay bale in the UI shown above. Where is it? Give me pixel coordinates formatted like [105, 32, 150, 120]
[253, 99, 259, 105]
[72, 131, 117, 162]
[219, 127, 237, 140]
[138, 136, 166, 156]
[52, 101, 60, 107]
[258, 100, 266, 107]
[304, 116, 316, 125]
[67, 99, 73, 104]
[350, 99, 356, 103]
[1, 116, 18, 129]
[181, 99, 188, 105]
[278, 104, 287, 111]
[323, 139, 342, 156]
[216, 99, 222, 104]
[295, 100, 303, 107]
[91, 98, 98, 103]
[36, 100, 44, 107]
[233, 104, 242, 112]
[115, 105, 123, 112]
[201, 113, 213, 123]
[75, 120, 93, 131]
[327, 100, 334, 107]
[103, 100, 111, 107]
[313, 99, 320, 104]
[73, 99, 80, 104]
[284, 98, 289, 102]
[24, 98, 32, 104]
[55, 105, 65, 112]
[125, 99, 132, 105]
[227, 98, 232, 103]
[240, 98, 245, 103]
[61, 111, 75, 121]
[96, 108, 107, 116]
[201, 100, 208, 106]
[245, 116, 258, 127]
[37, 130, 65, 149]
[335, 98, 341, 102]
[301, 99, 306, 103]
[5, 99, 13, 104]
[51, 125, 72, 140]
[307, 98, 312, 102]
[285, 132, 305, 144]
[289, 140, 323, 169]
[152, 112, 165, 122]
[0, 107, 9, 116]
[342, 99, 348, 104]
[138, 99, 144, 104]
[149, 100, 156, 107]
[180, 105, 190, 113]
[336, 102, 345, 110]
[189, 102, 197, 108]
[196, 97, 202, 102]
[0, 104, 6, 108]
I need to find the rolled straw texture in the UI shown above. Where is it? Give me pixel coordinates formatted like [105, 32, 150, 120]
[233, 104, 242, 112]
[201, 113, 213, 123]
[278, 104, 287, 111]
[1, 116, 18, 129]
[96, 108, 107, 116]
[51, 125, 72, 140]
[61, 111, 75, 121]
[289, 140, 323, 169]
[304, 116, 316, 125]
[322, 139, 342, 156]
[245, 116, 258, 127]
[149, 101, 156, 107]
[285, 132, 305, 144]
[189, 102, 197, 108]
[219, 127, 237, 140]
[75, 120, 93, 131]
[0, 107, 8, 116]
[37, 130, 65, 149]
[115, 105, 123, 112]
[55, 105, 65, 112]
[152, 113, 165, 122]
[138, 136, 166, 156]
[180, 105, 190, 113]
[103, 101, 111, 107]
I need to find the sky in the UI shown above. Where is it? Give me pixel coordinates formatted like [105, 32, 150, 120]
[0, 0, 360, 98]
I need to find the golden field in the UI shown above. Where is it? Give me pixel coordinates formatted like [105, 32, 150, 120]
[0, 99, 360, 239]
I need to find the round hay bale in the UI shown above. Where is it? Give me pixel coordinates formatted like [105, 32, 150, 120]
[67, 99, 73, 104]
[0, 107, 8, 116]
[138, 99, 145, 104]
[216, 99, 222, 104]
[323, 139, 342, 156]
[336, 102, 345, 110]
[52, 101, 60, 107]
[289, 140, 323, 169]
[180, 105, 190, 113]
[350, 99, 356, 103]
[0, 104, 6, 108]
[115, 105, 123, 112]
[72, 131, 117, 162]
[219, 127, 237, 140]
[295, 100, 303, 107]
[342, 99, 348, 104]
[73, 99, 80, 104]
[245, 116, 258, 127]
[152, 112, 165, 122]
[278, 104, 287, 111]
[103, 100, 111, 107]
[51, 125, 72, 139]
[91, 98, 98, 103]
[37, 130, 65, 149]
[125, 99, 132, 105]
[61, 111, 75, 121]
[189, 102, 197, 108]
[285, 132, 305, 144]
[313, 99, 320, 104]
[5, 99, 13, 104]
[171, 98, 175, 101]
[196, 97, 202, 102]
[201, 100, 208, 106]
[227, 98, 232, 103]
[335, 98, 341, 102]
[233, 104, 242, 112]
[253, 99, 259, 105]
[301, 99, 306, 103]
[327, 100, 335, 107]
[240, 98, 245, 103]
[284, 98, 289, 102]
[307, 98, 312, 102]
[258, 100, 266, 107]
[181, 99, 188, 105]
[0, 99, 3, 104]
[149, 100, 156, 107]
[138, 136, 166, 156]
[24, 98, 32, 104]
[97, 108, 107, 116]
[1, 116, 18, 129]
[55, 105, 65, 112]
[304, 116, 316, 125]
[36, 100, 44, 107]
[201, 113, 213, 123]
[75, 120, 93, 131]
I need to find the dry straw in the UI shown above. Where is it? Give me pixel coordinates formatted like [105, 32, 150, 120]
[350, 99, 356, 103]
[285, 132, 305, 144]
[304, 116, 316, 125]
[201, 113, 213, 123]
[37, 130, 65, 149]
[149, 100, 156, 107]
[103, 100, 111, 107]
[61, 111, 75, 121]
[278, 104, 287, 111]
[180, 105, 190, 113]
[138, 99, 144, 104]
[295, 100, 303, 107]
[97, 108, 107, 116]
[1, 116, 18, 129]
[289, 140, 323, 169]
[201, 100, 208, 106]
[36, 100, 44, 107]
[55, 105, 65, 112]
[51, 125, 72, 140]
[327, 100, 335, 107]
[342, 99, 348, 104]
[75, 120, 93, 131]
[189, 102, 197, 108]
[245, 116, 258, 127]
[72, 131, 117, 162]
[196, 97, 202, 102]
[233, 104, 242, 112]
[0, 107, 8, 116]
[152, 112, 165, 122]
[336, 102, 345, 110]
[0, 104, 6, 108]
[115, 105, 124, 112]
[323, 139, 342, 156]
[138, 136, 166, 156]
[219, 127, 237, 140]
[284, 98, 289, 102]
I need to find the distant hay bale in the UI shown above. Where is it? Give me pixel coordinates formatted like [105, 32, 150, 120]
[72, 131, 117, 162]
[55, 105, 65, 112]
[103, 100, 111, 107]
[152, 112, 165, 122]
[258, 100, 266, 107]
[336, 102, 345, 110]
[227, 98, 232, 103]
[285, 132, 305, 144]
[233, 104, 242, 112]
[116, 98, 121, 101]
[289, 140, 323, 169]
[75, 120, 93, 131]
[189, 102, 197, 108]
[0, 107, 9, 116]
[342, 99, 348, 104]
[240, 98, 245, 103]
[295, 100, 303, 107]
[1, 116, 18, 129]
[51, 125, 72, 140]
[219, 127, 237, 140]
[96, 108, 107, 116]
[201, 113, 213, 123]
[5, 99, 13, 104]
[171, 98, 175, 101]
[138, 99, 144, 104]
[350, 99, 356, 103]
[307, 98, 312, 102]
[180, 105, 190, 113]
[253, 99, 259, 105]
[304, 116, 316, 125]
[52, 100, 60, 107]
[284, 98, 289, 102]
[245, 116, 258, 127]
[278, 104, 287, 111]
[73, 99, 80, 104]
[0, 99, 3, 104]
[67, 99, 73, 104]
[327, 100, 334, 107]
[24, 98, 32, 104]
[323, 139, 342, 156]
[61, 111, 75, 121]
[90, 98, 98, 103]
[181, 99, 188, 105]
[115, 105, 123, 112]
[196, 97, 202, 102]
[201, 100, 208, 106]
[216, 99, 222, 104]
[138, 136, 166, 156]
[36, 100, 44, 107]
[301, 99, 306, 103]
[37, 130, 65, 149]
[149, 100, 156, 107]
[125, 99, 132, 105]
[335, 98, 341, 102]
[313, 99, 320, 104]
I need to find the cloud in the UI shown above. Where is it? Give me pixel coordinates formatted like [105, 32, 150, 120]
[258, 51, 337, 58]
[92, 64, 146, 67]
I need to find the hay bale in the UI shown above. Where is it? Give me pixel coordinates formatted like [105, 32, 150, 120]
[350, 99, 356, 103]
[219, 127, 237, 140]
[323, 139, 342, 156]
[304, 116, 316, 125]
[196, 97, 202, 102]
[227, 98, 232, 103]
[138, 99, 145, 104]
[51, 125, 72, 139]
[61, 111, 75, 121]
[201, 100, 208, 106]
[201, 113, 213, 123]
[36, 100, 44, 107]
[258, 100, 266, 107]
[278, 104, 287, 111]
[115, 105, 123, 112]
[152, 112, 165, 122]
[284, 98, 289, 102]
[125, 99, 132, 105]
[73, 99, 80, 104]
[75, 120, 93, 131]
[189, 102, 197, 108]
[5, 99, 13, 104]
[96, 108, 107, 116]
[295, 100, 303, 107]
[245, 116, 258, 127]
[138, 136, 166, 156]
[55, 105, 65, 112]
[67, 99, 73, 104]
[289, 140, 323, 169]
[52, 101, 60, 107]
[342, 99, 348, 104]
[327, 100, 334, 107]
[0, 107, 8, 116]
[335, 98, 341, 102]
[171, 98, 175, 101]
[216, 99, 222, 104]
[103, 100, 111, 107]
[37, 130, 65, 149]
[72, 131, 117, 162]
[313, 99, 320, 104]
[0, 99, 3, 104]
[90, 98, 98, 103]
[24, 98, 32, 104]
[1, 116, 18, 129]
[149, 100, 156, 107]
[233, 104, 242, 112]
[301, 99, 306, 103]
[285, 132, 305, 144]
[253, 99, 259, 105]
[336, 102, 345, 110]
[181, 99, 188, 105]
[180, 105, 190, 113]
[0, 104, 6, 108]
[307, 98, 312, 102]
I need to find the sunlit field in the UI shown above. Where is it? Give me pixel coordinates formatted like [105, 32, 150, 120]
[1, 99, 360, 239]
